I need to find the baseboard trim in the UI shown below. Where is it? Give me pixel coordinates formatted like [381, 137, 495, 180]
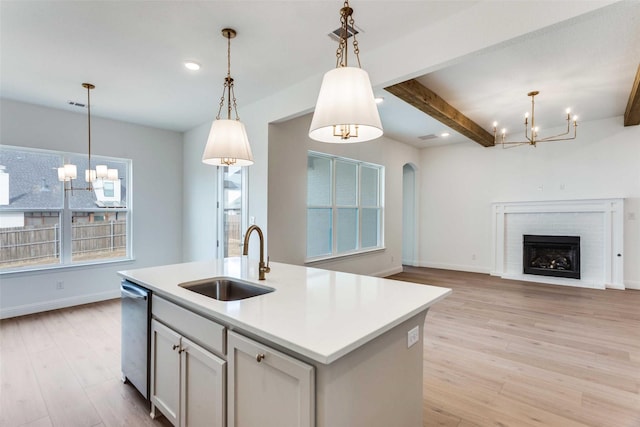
[0, 290, 121, 319]
[417, 262, 490, 275]
[373, 266, 404, 278]
[625, 279, 640, 290]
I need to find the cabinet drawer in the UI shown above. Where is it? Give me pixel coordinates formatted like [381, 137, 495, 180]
[152, 295, 225, 356]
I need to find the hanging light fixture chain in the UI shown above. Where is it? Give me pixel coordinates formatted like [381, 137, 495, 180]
[349, 9, 361, 68]
[336, 2, 349, 68]
[334, 1, 362, 69]
[226, 32, 233, 120]
[231, 84, 240, 120]
[216, 85, 225, 120]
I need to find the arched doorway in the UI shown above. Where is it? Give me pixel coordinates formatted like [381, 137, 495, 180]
[402, 163, 417, 266]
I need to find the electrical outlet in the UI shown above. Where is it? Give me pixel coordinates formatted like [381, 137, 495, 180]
[56, 281, 64, 290]
[407, 326, 419, 348]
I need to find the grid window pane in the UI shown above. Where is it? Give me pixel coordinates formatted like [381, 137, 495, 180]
[0, 211, 61, 269]
[0, 147, 63, 210]
[69, 155, 127, 209]
[307, 208, 332, 258]
[306, 151, 383, 260]
[71, 211, 127, 262]
[223, 166, 243, 257]
[336, 208, 358, 253]
[1, 145, 131, 272]
[335, 161, 357, 206]
[307, 155, 331, 206]
[361, 208, 380, 248]
[361, 166, 379, 207]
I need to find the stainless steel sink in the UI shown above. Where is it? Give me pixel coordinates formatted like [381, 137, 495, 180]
[178, 277, 274, 301]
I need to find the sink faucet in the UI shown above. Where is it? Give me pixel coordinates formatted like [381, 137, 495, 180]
[243, 225, 270, 280]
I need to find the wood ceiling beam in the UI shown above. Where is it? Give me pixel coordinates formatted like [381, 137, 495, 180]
[624, 63, 640, 126]
[385, 79, 494, 147]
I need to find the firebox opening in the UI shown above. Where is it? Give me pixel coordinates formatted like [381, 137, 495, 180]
[523, 235, 581, 280]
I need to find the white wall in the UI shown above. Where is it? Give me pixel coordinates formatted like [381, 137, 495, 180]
[418, 116, 640, 288]
[267, 113, 419, 277]
[0, 99, 184, 318]
[182, 121, 219, 261]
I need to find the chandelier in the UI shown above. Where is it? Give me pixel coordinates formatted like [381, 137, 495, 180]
[58, 83, 118, 191]
[493, 91, 578, 148]
[202, 28, 254, 167]
[309, 0, 383, 143]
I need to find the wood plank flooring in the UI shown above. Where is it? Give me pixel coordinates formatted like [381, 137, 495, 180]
[388, 267, 640, 427]
[1, 267, 639, 426]
[0, 300, 170, 427]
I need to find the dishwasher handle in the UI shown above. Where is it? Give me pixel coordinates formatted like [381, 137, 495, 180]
[121, 282, 148, 300]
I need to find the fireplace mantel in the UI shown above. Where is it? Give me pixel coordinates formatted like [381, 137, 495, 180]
[491, 199, 625, 289]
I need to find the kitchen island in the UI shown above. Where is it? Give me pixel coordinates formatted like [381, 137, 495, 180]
[119, 258, 451, 427]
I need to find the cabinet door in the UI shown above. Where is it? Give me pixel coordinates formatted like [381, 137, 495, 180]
[180, 337, 226, 427]
[228, 331, 314, 427]
[150, 319, 181, 426]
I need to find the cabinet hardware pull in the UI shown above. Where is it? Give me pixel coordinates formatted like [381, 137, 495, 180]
[172, 344, 180, 351]
[178, 348, 185, 354]
[256, 353, 265, 362]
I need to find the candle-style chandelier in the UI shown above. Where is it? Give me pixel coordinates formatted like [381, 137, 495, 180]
[58, 83, 118, 191]
[493, 91, 578, 148]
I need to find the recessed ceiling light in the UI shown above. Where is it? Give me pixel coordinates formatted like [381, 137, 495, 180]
[184, 61, 201, 71]
[440, 132, 450, 137]
[375, 97, 384, 104]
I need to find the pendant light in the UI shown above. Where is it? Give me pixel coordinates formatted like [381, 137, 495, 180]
[58, 83, 118, 191]
[309, 0, 383, 143]
[202, 28, 254, 167]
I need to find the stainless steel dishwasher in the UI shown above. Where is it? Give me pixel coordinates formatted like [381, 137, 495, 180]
[121, 280, 151, 400]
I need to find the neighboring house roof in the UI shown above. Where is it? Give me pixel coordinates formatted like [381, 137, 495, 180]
[0, 147, 126, 210]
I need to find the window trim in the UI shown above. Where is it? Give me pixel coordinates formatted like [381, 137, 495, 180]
[305, 151, 384, 263]
[0, 145, 133, 273]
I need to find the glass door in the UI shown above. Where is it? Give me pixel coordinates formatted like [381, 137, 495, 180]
[218, 166, 247, 258]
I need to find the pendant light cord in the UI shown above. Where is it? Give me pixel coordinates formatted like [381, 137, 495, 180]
[87, 84, 91, 172]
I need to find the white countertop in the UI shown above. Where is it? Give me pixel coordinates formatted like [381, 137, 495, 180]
[119, 258, 451, 364]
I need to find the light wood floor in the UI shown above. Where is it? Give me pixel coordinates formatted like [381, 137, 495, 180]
[389, 267, 640, 427]
[1, 267, 639, 427]
[0, 298, 170, 427]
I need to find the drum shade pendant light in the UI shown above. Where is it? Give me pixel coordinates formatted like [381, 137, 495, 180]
[58, 83, 118, 191]
[202, 28, 254, 167]
[309, 0, 383, 143]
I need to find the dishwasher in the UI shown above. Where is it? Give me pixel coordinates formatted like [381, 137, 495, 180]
[121, 280, 151, 400]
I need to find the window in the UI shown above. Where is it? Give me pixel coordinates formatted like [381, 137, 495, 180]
[218, 166, 247, 257]
[306, 151, 384, 260]
[0, 145, 132, 272]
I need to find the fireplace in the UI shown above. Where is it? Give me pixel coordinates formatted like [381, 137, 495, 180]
[523, 235, 581, 279]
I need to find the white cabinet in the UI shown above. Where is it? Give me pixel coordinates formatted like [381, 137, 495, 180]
[227, 331, 314, 427]
[150, 319, 180, 425]
[151, 319, 226, 427]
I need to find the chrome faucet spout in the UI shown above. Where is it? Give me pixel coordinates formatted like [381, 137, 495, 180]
[243, 225, 270, 280]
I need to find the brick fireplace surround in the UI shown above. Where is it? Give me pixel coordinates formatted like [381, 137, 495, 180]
[491, 199, 625, 289]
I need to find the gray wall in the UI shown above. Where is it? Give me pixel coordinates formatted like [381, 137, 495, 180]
[267, 113, 419, 277]
[0, 99, 184, 318]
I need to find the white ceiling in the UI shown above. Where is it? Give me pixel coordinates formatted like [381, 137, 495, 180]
[2, 1, 638, 148]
